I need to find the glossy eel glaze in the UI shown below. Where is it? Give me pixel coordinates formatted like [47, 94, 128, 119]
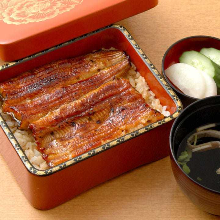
[0, 50, 164, 167]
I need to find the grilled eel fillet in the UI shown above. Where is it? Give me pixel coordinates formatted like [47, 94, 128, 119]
[0, 50, 130, 129]
[0, 50, 126, 100]
[0, 50, 164, 167]
[29, 79, 164, 167]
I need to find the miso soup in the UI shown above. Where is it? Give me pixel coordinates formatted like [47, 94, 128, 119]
[177, 123, 220, 192]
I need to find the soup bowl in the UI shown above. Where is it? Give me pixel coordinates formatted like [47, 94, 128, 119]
[170, 95, 220, 215]
[162, 35, 220, 108]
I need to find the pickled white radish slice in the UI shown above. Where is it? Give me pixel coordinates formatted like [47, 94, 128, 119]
[165, 63, 206, 99]
[200, 71, 217, 97]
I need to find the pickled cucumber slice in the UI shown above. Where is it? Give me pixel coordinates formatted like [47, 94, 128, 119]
[179, 50, 220, 89]
[200, 48, 220, 66]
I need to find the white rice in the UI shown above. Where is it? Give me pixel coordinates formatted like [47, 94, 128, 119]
[127, 63, 170, 117]
[0, 62, 170, 170]
[0, 107, 49, 170]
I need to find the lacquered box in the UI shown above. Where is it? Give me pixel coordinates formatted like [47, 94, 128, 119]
[0, 0, 158, 62]
[0, 25, 182, 210]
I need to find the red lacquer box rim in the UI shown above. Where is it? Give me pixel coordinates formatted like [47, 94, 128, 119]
[0, 25, 183, 177]
[0, 0, 158, 61]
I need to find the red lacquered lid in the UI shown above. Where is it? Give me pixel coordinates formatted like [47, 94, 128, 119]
[0, 0, 158, 62]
